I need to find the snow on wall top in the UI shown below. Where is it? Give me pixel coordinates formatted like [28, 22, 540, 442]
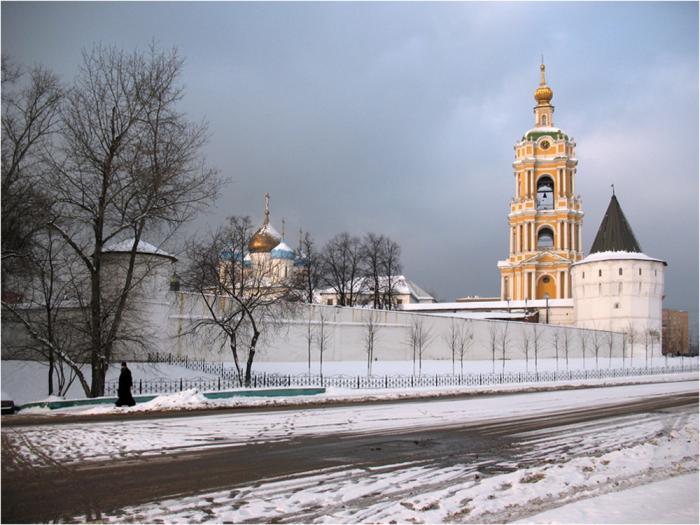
[573, 250, 666, 265]
[104, 239, 176, 260]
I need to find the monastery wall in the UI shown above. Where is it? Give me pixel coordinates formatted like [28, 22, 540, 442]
[159, 292, 633, 364]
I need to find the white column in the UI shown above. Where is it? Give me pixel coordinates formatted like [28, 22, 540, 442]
[530, 222, 535, 251]
[501, 275, 505, 300]
[563, 169, 568, 196]
[564, 221, 569, 251]
[556, 221, 561, 250]
[531, 271, 536, 299]
[578, 223, 583, 253]
[509, 226, 513, 255]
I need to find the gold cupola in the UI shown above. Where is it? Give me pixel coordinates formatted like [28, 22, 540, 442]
[534, 62, 553, 105]
[248, 193, 281, 253]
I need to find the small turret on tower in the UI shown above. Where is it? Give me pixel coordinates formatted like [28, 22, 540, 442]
[534, 61, 554, 128]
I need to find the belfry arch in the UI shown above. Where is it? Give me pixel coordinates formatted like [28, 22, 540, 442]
[536, 274, 556, 300]
[536, 175, 554, 210]
[537, 226, 555, 250]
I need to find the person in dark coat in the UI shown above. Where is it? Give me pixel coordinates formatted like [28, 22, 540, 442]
[115, 362, 136, 407]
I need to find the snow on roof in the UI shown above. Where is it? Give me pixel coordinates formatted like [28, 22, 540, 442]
[400, 298, 573, 311]
[525, 126, 562, 134]
[574, 250, 666, 265]
[428, 311, 531, 320]
[271, 241, 295, 259]
[104, 239, 176, 260]
[318, 276, 435, 302]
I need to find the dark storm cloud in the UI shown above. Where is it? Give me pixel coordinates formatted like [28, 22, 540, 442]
[2, 2, 698, 324]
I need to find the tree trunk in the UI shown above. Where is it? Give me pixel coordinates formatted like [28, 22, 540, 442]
[230, 333, 243, 387]
[244, 330, 260, 387]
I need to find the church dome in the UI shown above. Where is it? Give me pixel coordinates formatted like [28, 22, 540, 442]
[248, 193, 282, 253]
[248, 224, 281, 253]
[271, 241, 295, 260]
[534, 63, 553, 104]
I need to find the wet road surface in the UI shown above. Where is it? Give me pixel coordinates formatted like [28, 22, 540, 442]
[2, 390, 697, 523]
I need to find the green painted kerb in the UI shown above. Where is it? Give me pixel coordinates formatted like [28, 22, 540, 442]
[17, 387, 326, 411]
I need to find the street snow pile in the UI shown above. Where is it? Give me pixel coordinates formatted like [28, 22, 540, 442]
[517, 472, 698, 524]
[69, 408, 698, 523]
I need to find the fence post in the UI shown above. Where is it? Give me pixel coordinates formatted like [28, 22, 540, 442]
[356, 376, 360, 389]
[139, 379, 142, 394]
[385, 375, 388, 389]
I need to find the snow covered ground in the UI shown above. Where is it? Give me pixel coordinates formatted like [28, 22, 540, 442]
[516, 472, 698, 524]
[5, 380, 687, 524]
[2, 356, 697, 405]
[4, 379, 697, 523]
[5, 380, 696, 465]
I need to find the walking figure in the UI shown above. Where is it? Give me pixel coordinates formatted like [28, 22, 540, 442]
[115, 361, 136, 407]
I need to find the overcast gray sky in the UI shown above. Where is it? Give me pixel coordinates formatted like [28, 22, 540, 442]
[3, 1, 698, 328]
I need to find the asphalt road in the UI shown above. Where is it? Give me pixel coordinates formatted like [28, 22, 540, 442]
[2, 390, 697, 523]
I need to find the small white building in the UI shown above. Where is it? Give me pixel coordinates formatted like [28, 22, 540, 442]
[571, 194, 666, 355]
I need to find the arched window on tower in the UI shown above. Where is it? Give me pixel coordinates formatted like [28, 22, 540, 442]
[537, 227, 555, 250]
[541, 114, 547, 126]
[536, 176, 554, 210]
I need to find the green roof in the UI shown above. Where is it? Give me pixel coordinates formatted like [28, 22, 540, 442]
[522, 130, 569, 142]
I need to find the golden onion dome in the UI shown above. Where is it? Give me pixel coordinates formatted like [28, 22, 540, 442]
[248, 193, 281, 253]
[534, 63, 553, 105]
[248, 225, 281, 253]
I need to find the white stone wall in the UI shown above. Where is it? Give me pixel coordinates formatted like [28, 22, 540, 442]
[166, 292, 625, 365]
[571, 257, 665, 358]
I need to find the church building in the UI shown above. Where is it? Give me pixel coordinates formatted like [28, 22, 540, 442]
[497, 63, 583, 301]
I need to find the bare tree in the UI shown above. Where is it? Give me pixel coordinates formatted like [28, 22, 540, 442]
[532, 323, 543, 375]
[552, 328, 561, 372]
[444, 319, 460, 375]
[1, 57, 62, 283]
[489, 322, 499, 373]
[590, 327, 603, 370]
[1, 228, 92, 396]
[380, 238, 402, 310]
[361, 233, 385, 310]
[563, 327, 572, 371]
[36, 45, 220, 396]
[605, 330, 615, 369]
[456, 320, 474, 376]
[322, 233, 363, 307]
[648, 329, 662, 367]
[364, 310, 381, 376]
[500, 322, 510, 374]
[643, 328, 658, 369]
[578, 330, 589, 369]
[295, 231, 324, 304]
[316, 310, 332, 379]
[520, 324, 532, 373]
[408, 316, 433, 376]
[304, 305, 314, 375]
[626, 323, 638, 368]
[183, 216, 294, 387]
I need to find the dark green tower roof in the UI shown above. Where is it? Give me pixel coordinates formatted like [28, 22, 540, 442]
[590, 194, 642, 254]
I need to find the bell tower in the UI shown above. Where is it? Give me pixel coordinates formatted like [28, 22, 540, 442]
[497, 63, 584, 301]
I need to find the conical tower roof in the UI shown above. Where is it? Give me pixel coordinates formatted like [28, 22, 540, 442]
[589, 193, 642, 254]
